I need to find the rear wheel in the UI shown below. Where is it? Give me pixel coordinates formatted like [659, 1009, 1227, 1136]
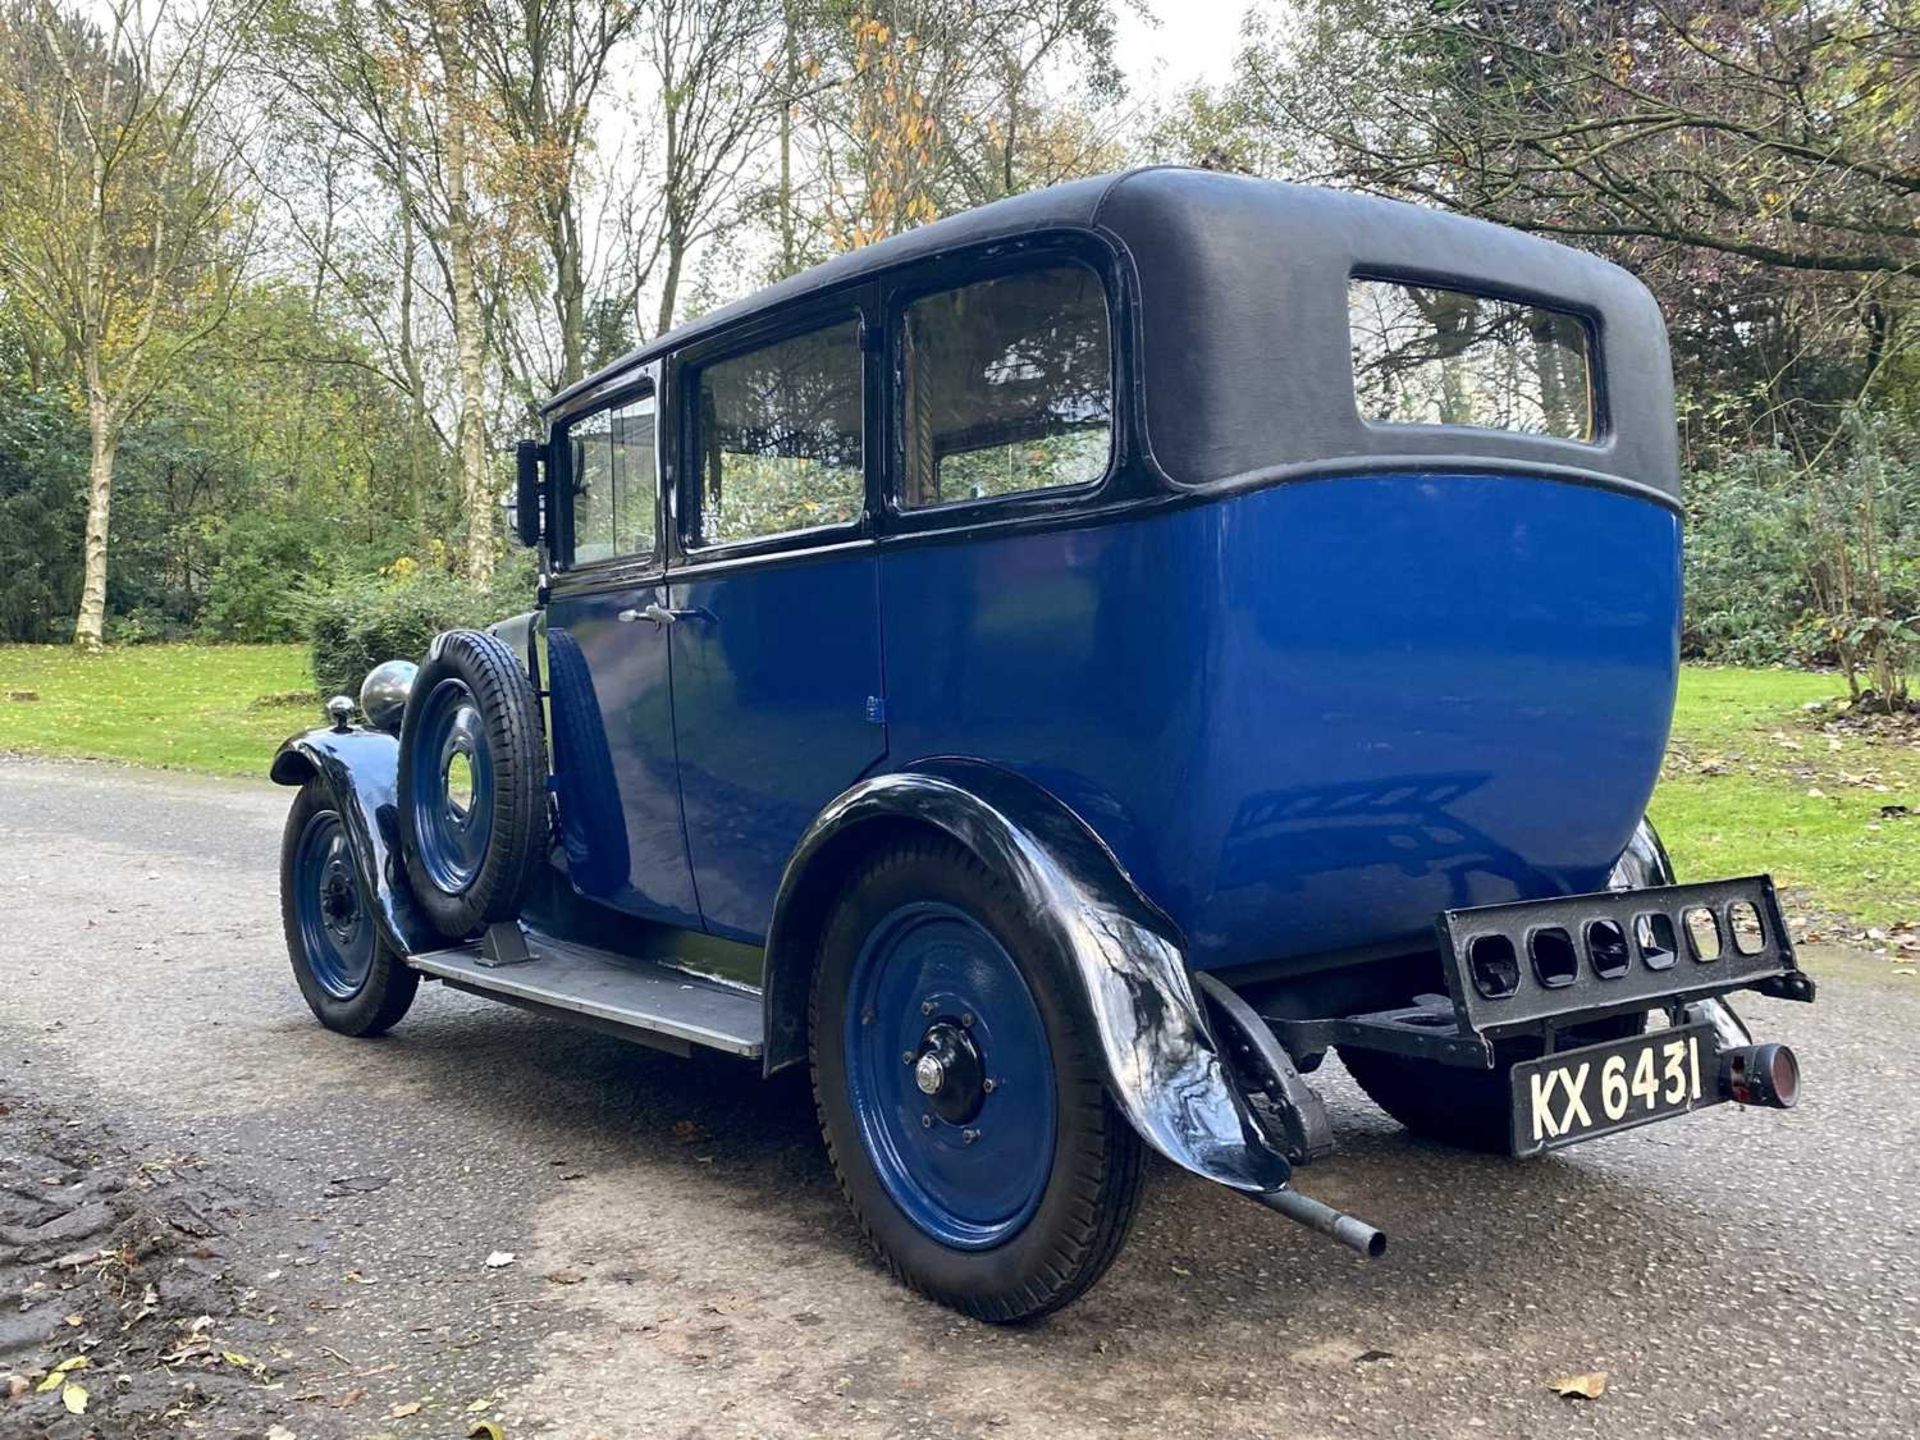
[280, 780, 418, 1037]
[810, 837, 1144, 1322]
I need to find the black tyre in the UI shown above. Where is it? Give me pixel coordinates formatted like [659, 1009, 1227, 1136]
[810, 836, 1145, 1323]
[281, 779, 419, 1036]
[1341, 1013, 1647, 1152]
[396, 629, 547, 940]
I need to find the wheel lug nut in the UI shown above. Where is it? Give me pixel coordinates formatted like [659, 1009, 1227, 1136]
[920, 999, 935, 1016]
[960, 1012, 975, 1027]
[901, 1050, 916, 1066]
[962, 1128, 981, 1145]
[982, 1078, 997, 1094]
[920, 1113, 933, 1129]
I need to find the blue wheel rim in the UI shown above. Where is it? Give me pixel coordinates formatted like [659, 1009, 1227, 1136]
[408, 677, 494, 894]
[294, 809, 377, 999]
[844, 902, 1057, 1249]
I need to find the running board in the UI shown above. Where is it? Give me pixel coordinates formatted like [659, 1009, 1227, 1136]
[407, 930, 763, 1058]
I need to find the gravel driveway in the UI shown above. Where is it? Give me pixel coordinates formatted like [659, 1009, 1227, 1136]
[2, 757, 1915, 1440]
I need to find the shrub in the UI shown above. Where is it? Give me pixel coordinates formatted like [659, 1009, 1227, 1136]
[305, 556, 535, 698]
[199, 514, 342, 643]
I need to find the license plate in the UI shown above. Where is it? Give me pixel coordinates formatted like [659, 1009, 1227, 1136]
[1510, 1023, 1718, 1156]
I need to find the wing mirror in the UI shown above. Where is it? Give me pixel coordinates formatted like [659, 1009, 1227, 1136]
[512, 438, 543, 548]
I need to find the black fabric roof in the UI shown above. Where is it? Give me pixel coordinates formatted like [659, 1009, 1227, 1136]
[545, 167, 1679, 502]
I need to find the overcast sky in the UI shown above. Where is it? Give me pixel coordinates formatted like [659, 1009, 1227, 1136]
[1114, 0, 1251, 99]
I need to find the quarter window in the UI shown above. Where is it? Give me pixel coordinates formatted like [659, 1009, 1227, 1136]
[567, 390, 658, 564]
[693, 319, 865, 546]
[900, 265, 1112, 510]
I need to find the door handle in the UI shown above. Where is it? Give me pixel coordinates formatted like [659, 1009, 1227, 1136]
[618, 603, 699, 626]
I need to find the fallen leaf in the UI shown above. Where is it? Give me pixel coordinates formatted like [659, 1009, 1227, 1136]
[61, 1382, 88, 1415]
[671, 1120, 706, 1143]
[52, 1357, 89, 1374]
[35, 1374, 62, 1394]
[469, 1422, 506, 1440]
[1548, 1371, 1608, 1400]
[467, 1397, 496, 1412]
[331, 1388, 368, 1408]
[390, 1400, 423, 1418]
[545, 1269, 585, 1285]
[484, 1251, 516, 1269]
[266, 1426, 297, 1440]
[222, 1350, 254, 1368]
[7, 1374, 30, 1401]
[343, 1270, 377, 1285]
[63, 1314, 82, 1327]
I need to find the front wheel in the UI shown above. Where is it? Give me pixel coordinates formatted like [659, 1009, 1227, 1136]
[280, 780, 419, 1036]
[810, 837, 1144, 1323]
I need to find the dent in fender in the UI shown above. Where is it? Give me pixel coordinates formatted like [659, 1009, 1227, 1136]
[269, 727, 441, 956]
[767, 759, 1293, 1193]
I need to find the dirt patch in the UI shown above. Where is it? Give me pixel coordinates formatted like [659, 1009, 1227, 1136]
[0, 1095, 286, 1439]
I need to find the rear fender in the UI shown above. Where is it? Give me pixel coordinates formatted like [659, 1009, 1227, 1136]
[270, 728, 441, 957]
[765, 759, 1293, 1193]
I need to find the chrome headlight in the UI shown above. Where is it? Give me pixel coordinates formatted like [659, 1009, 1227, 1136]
[358, 659, 418, 735]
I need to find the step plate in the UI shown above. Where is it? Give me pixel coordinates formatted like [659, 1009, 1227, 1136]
[408, 932, 763, 1057]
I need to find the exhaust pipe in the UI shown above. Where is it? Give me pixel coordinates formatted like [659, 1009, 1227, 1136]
[1720, 1042, 1800, 1109]
[1252, 1187, 1388, 1259]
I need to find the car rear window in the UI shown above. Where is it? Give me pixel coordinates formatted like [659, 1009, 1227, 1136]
[1348, 279, 1595, 442]
[899, 265, 1112, 509]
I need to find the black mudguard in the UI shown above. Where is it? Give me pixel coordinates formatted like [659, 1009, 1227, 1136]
[765, 758, 1294, 1194]
[270, 728, 441, 957]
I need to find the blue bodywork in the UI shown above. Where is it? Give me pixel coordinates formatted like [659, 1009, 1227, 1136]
[461, 468, 1679, 976]
[882, 472, 1680, 971]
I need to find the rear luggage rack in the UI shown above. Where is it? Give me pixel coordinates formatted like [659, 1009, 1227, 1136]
[1439, 875, 1812, 1035]
[1266, 876, 1813, 1070]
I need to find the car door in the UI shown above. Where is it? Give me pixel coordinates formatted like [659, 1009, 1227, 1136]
[542, 379, 701, 928]
[667, 310, 887, 942]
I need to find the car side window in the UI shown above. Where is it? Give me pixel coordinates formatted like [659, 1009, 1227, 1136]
[899, 264, 1112, 510]
[567, 389, 658, 566]
[692, 318, 864, 547]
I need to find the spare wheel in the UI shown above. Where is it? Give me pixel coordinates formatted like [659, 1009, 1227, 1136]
[397, 628, 547, 939]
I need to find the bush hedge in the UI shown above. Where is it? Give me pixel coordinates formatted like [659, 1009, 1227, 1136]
[306, 557, 534, 698]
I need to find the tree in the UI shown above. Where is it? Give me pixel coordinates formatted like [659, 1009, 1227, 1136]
[258, 0, 502, 584]
[1225, 0, 1918, 455]
[472, 0, 646, 392]
[645, 0, 784, 332]
[0, 0, 256, 647]
[791, 0, 1126, 253]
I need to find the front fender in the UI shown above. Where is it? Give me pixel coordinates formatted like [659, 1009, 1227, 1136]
[270, 727, 440, 957]
[765, 759, 1292, 1193]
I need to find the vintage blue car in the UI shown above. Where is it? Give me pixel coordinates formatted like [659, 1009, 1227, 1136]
[272, 168, 1813, 1322]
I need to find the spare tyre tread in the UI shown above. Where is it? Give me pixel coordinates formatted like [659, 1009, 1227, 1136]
[397, 628, 547, 940]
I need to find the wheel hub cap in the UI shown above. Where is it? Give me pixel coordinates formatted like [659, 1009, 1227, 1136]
[912, 1022, 985, 1125]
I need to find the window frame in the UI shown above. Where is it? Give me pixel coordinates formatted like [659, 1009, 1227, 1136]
[552, 374, 664, 577]
[674, 299, 875, 563]
[883, 247, 1120, 527]
[1344, 270, 1608, 448]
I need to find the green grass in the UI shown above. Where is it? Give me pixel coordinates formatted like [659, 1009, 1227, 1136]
[0, 644, 315, 778]
[1653, 667, 1920, 928]
[1, 643, 1914, 927]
